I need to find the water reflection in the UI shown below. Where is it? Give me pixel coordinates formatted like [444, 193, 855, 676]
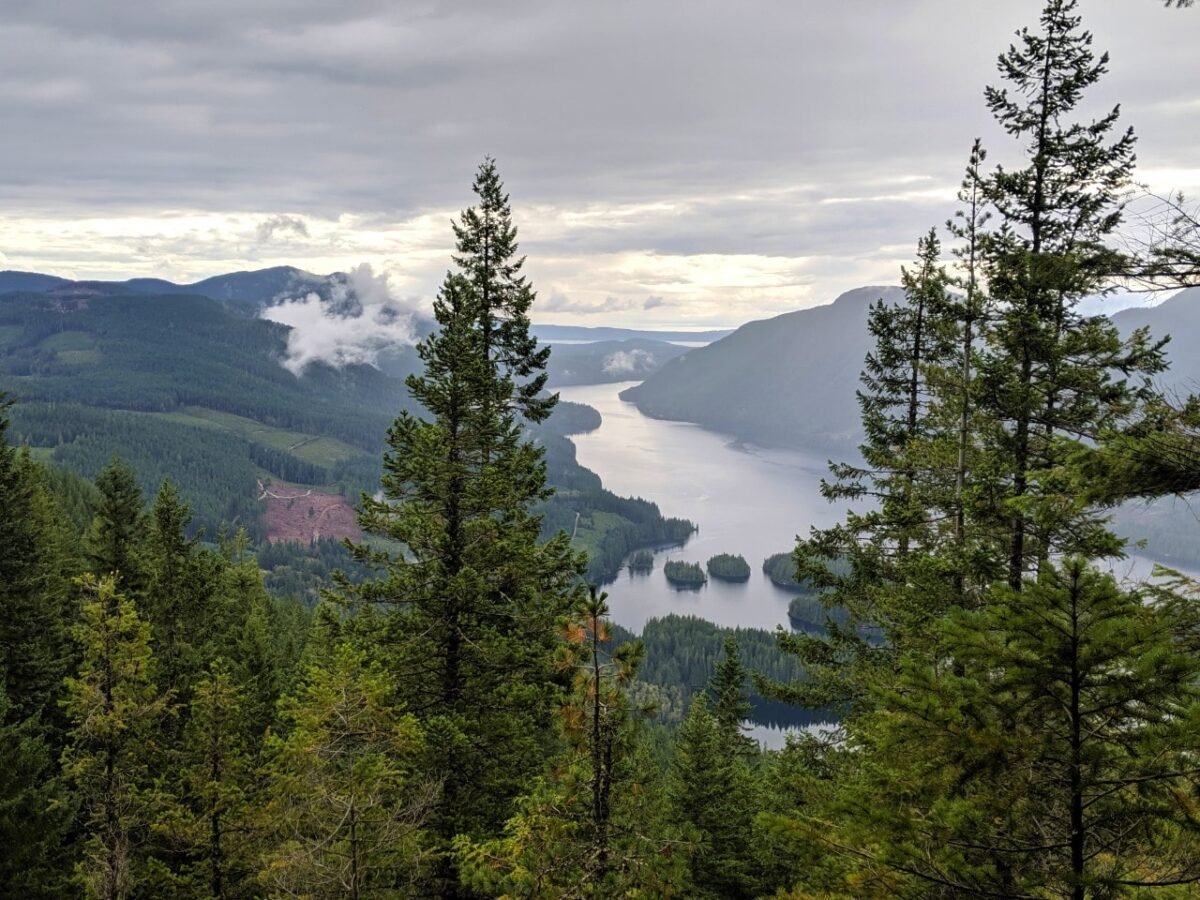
[557, 382, 847, 632]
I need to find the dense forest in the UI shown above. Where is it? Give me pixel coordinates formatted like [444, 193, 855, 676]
[4, 3, 1200, 896]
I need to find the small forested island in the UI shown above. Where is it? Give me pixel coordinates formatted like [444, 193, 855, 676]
[788, 595, 850, 635]
[762, 551, 803, 588]
[706, 552, 751, 581]
[627, 549, 655, 572]
[663, 559, 707, 586]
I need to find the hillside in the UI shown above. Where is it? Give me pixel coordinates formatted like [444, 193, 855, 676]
[0, 266, 330, 313]
[0, 286, 692, 581]
[621, 286, 900, 451]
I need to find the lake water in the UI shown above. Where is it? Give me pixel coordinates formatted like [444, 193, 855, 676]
[557, 381, 847, 633]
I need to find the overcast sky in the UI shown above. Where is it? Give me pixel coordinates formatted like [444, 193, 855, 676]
[1, 0, 1196, 328]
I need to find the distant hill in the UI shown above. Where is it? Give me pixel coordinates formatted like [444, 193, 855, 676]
[621, 286, 901, 452]
[0, 284, 689, 581]
[547, 338, 690, 387]
[0, 266, 331, 313]
[622, 285, 1200, 454]
[532, 324, 733, 344]
[1113, 286, 1200, 395]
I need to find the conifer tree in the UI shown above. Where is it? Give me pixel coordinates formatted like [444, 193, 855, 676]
[708, 636, 754, 758]
[347, 161, 584, 885]
[0, 394, 75, 730]
[62, 575, 169, 900]
[668, 695, 758, 899]
[258, 645, 433, 898]
[456, 588, 689, 899]
[976, 0, 1164, 587]
[0, 679, 75, 899]
[819, 561, 1200, 897]
[157, 660, 257, 899]
[85, 458, 147, 593]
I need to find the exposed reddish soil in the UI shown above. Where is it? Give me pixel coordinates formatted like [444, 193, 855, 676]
[259, 480, 362, 545]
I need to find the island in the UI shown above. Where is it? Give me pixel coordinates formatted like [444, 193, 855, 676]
[664, 560, 707, 587]
[627, 550, 655, 573]
[762, 551, 803, 589]
[706, 553, 751, 582]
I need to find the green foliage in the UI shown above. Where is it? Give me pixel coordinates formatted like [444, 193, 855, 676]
[668, 696, 758, 898]
[812, 562, 1200, 896]
[258, 645, 432, 897]
[663, 560, 706, 586]
[344, 161, 586, 891]
[706, 553, 750, 581]
[456, 589, 692, 898]
[761, 551, 803, 588]
[627, 549, 655, 572]
[61, 575, 169, 900]
[0, 680, 75, 899]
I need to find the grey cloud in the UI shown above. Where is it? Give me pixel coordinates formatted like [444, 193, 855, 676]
[256, 215, 311, 243]
[0, 0, 1195, 325]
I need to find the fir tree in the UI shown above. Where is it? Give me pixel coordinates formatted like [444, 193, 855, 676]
[258, 645, 433, 898]
[668, 695, 758, 899]
[347, 161, 584, 886]
[0, 394, 75, 731]
[157, 660, 257, 899]
[707, 636, 754, 757]
[0, 679, 75, 899]
[61, 575, 169, 900]
[977, 0, 1164, 587]
[85, 458, 147, 592]
[820, 561, 1200, 897]
[456, 588, 689, 899]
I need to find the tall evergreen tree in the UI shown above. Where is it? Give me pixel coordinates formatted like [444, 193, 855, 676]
[456, 588, 688, 899]
[812, 561, 1200, 898]
[85, 458, 147, 593]
[347, 161, 584, 888]
[61, 575, 169, 900]
[707, 636, 755, 758]
[668, 695, 758, 899]
[0, 394, 76, 730]
[157, 660, 258, 899]
[258, 645, 433, 899]
[976, 0, 1164, 587]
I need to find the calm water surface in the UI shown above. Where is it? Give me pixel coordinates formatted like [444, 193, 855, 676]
[557, 382, 848, 632]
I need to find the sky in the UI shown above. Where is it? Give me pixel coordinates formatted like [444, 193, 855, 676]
[1, 0, 1197, 329]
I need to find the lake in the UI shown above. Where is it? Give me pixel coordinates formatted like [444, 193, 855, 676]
[557, 381, 847, 633]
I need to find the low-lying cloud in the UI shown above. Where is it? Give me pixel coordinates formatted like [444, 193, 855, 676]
[260, 263, 420, 374]
[602, 348, 658, 375]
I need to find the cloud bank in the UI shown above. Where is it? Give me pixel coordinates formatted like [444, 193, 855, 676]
[260, 263, 419, 374]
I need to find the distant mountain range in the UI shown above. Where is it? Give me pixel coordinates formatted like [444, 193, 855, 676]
[0, 266, 331, 313]
[531, 324, 734, 344]
[622, 285, 1200, 453]
[621, 286, 902, 451]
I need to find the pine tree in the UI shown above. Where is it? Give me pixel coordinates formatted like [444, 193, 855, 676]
[0, 394, 75, 730]
[61, 575, 169, 900]
[668, 695, 757, 899]
[822, 560, 1200, 897]
[157, 660, 257, 899]
[0, 679, 75, 899]
[346, 161, 584, 883]
[977, 0, 1164, 587]
[85, 458, 147, 592]
[258, 645, 433, 898]
[455, 588, 689, 899]
[707, 636, 754, 757]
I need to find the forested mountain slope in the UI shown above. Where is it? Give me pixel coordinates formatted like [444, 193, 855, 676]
[621, 286, 903, 451]
[0, 286, 692, 580]
[624, 285, 1200, 454]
